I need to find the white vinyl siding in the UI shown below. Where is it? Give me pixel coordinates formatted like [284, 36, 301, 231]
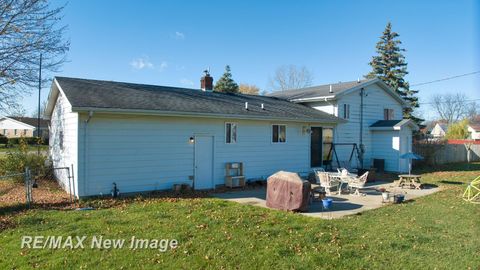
[335, 84, 403, 168]
[49, 91, 79, 196]
[77, 114, 315, 196]
[304, 83, 404, 169]
[311, 103, 337, 116]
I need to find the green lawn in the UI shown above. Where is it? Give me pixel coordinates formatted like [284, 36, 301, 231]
[0, 163, 479, 269]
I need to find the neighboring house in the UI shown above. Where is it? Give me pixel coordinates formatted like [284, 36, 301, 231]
[430, 123, 448, 139]
[9, 117, 49, 140]
[44, 75, 342, 197]
[269, 78, 418, 173]
[0, 116, 36, 138]
[467, 122, 480, 140]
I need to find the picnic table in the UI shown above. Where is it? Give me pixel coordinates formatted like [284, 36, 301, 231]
[396, 174, 422, 189]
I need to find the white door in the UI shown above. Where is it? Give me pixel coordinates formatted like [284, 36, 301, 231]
[194, 135, 214, 189]
[398, 132, 410, 173]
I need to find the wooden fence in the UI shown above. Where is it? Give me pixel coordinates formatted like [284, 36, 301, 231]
[413, 143, 480, 165]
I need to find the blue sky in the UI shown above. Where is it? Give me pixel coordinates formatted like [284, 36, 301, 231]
[20, 0, 479, 120]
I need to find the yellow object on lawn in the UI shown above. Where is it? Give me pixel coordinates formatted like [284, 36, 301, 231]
[463, 176, 480, 204]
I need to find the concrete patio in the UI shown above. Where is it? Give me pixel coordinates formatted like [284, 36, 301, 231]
[213, 181, 440, 219]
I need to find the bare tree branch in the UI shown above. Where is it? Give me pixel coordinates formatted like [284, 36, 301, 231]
[269, 65, 314, 91]
[0, 0, 69, 112]
[431, 93, 474, 123]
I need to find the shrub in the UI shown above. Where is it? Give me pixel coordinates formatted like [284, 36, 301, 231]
[0, 134, 7, 146]
[0, 138, 49, 181]
[7, 136, 44, 146]
[445, 119, 469, 140]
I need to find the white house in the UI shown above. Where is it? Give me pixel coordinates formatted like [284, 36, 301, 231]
[44, 75, 343, 197]
[467, 123, 480, 140]
[269, 78, 418, 173]
[430, 123, 448, 139]
[0, 117, 36, 138]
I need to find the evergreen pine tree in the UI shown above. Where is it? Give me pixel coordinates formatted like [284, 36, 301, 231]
[366, 22, 422, 124]
[214, 65, 239, 93]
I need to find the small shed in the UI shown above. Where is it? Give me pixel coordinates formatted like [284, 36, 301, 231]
[370, 119, 419, 172]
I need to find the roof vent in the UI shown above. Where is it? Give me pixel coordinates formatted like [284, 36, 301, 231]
[261, 103, 265, 110]
[329, 84, 333, 93]
[245, 102, 249, 110]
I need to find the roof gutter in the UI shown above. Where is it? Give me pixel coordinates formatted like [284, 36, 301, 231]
[71, 107, 345, 124]
[290, 95, 336, 103]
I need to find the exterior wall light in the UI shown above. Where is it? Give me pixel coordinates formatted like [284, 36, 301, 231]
[302, 126, 311, 135]
[189, 136, 195, 144]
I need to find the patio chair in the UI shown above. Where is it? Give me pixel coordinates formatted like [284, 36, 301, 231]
[313, 168, 325, 175]
[337, 161, 358, 174]
[348, 172, 369, 196]
[337, 168, 349, 176]
[316, 172, 338, 195]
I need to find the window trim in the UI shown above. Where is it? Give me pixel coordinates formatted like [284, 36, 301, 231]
[384, 108, 394, 120]
[271, 124, 287, 144]
[343, 104, 350, 119]
[225, 122, 237, 144]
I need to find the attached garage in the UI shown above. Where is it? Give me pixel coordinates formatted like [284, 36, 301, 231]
[370, 120, 418, 173]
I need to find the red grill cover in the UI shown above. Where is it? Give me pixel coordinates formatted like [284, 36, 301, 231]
[266, 171, 311, 212]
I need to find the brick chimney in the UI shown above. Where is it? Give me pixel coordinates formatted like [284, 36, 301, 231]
[200, 70, 213, 91]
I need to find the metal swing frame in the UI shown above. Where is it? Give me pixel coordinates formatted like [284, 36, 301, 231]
[325, 143, 362, 170]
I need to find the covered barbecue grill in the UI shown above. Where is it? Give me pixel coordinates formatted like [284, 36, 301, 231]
[266, 171, 311, 212]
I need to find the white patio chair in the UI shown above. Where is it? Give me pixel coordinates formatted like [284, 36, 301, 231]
[316, 172, 338, 195]
[313, 168, 325, 176]
[348, 172, 369, 196]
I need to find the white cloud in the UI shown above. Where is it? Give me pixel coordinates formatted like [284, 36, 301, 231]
[180, 78, 194, 86]
[159, 61, 168, 71]
[130, 57, 154, 70]
[175, 31, 185, 40]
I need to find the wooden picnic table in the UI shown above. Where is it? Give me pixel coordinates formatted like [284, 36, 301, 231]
[396, 174, 422, 189]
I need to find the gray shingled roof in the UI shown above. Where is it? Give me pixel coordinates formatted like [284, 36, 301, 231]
[468, 122, 480, 131]
[268, 79, 375, 100]
[54, 77, 342, 123]
[9, 117, 48, 128]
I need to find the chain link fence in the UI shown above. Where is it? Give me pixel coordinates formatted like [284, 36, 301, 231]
[1, 165, 78, 211]
[0, 168, 33, 208]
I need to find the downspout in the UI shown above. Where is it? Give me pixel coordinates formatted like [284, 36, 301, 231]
[83, 111, 93, 197]
[359, 88, 365, 169]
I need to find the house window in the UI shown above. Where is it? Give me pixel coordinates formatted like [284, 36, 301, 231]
[23, 129, 27, 136]
[59, 131, 64, 149]
[14, 129, 17, 136]
[2, 129, 6, 135]
[272, 125, 286, 143]
[343, 104, 350, 119]
[225, 123, 237, 144]
[384, 109, 394, 120]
